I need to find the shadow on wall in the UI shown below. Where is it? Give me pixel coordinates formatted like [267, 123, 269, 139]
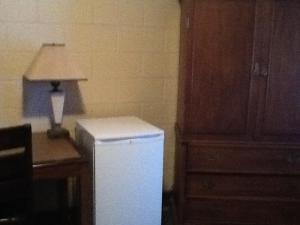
[22, 78, 85, 118]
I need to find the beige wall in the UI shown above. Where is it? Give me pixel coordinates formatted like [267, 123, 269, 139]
[0, 0, 180, 190]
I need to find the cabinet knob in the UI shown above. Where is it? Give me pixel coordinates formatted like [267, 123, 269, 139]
[253, 63, 268, 77]
[201, 180, 215, 190]
[260, 67, 268, 77]
[287, 155, 294, 163]
[253, 62, 260, 76]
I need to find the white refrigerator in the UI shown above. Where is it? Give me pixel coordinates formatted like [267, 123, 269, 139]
[75, 116, 164, 225]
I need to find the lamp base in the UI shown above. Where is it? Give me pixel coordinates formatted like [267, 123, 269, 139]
[47, 125, 69, 139]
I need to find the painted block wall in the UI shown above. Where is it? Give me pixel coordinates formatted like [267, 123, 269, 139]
[0, 0, 180, 190]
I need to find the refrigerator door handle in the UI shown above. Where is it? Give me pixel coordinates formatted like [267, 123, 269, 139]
[96, 139, 132, 145]
[95, 134, 164, 145]
[129, 134, 164, 143]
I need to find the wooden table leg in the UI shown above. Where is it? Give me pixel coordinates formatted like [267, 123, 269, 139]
[79, 164, 92, 225]
[57, 179, 69, 225]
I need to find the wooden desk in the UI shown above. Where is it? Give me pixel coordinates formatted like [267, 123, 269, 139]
[32, 133, 92, 225]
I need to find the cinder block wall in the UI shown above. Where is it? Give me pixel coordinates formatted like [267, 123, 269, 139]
[0, 0, 180, 190]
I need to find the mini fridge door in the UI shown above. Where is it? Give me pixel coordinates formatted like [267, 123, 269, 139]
[94, 135, 164, 225]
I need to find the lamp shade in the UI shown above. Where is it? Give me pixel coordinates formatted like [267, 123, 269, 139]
[24, 43, 87, 81]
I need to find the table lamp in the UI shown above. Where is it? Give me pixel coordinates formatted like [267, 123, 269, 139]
[24, 43, 87, 138]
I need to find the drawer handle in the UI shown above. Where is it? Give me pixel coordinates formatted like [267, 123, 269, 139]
[201, 181, 215, 190]
[287, 155, 294, 163]
[287, 183, 298, 193]
[207, 154, 220, 161]
[287, 155, 300, 164]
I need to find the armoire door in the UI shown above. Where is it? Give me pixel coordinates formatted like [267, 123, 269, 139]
[184, 0, 256, 138]
[255, 0, 300, 142]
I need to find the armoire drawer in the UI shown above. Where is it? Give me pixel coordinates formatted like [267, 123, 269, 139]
[187, 145, 300, 174]
[184, 198, 300, 225]
[186, 174, 300, 199]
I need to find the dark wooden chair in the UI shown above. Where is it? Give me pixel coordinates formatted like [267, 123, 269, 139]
[0, 124, 33, 225]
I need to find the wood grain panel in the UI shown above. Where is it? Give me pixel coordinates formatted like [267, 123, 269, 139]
[187, 144, 300, 174]
[186, 174, 300, 199]
[185, 198, 300, 224]
[258, 1, 300, 140]
[186, 0, 255, 135]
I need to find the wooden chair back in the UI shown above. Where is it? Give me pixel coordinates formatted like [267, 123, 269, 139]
[0, 124, 33, 223]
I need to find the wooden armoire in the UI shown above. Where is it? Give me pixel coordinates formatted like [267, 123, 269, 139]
[175, 0, 300, 225]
